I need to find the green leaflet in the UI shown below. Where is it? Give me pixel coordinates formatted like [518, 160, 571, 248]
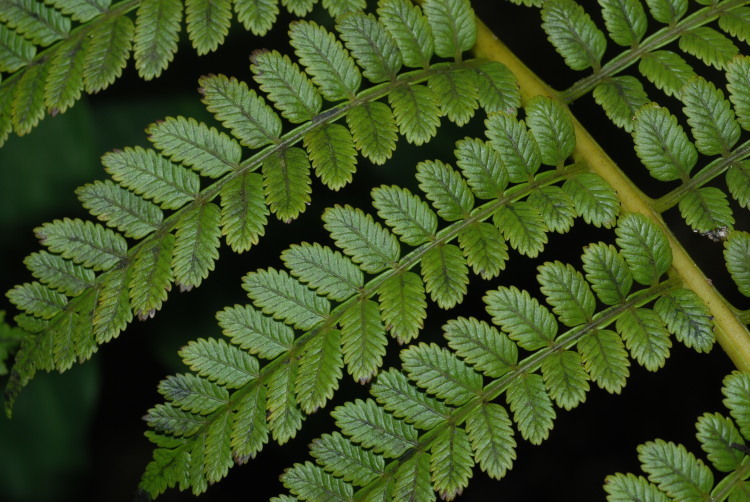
[323, 0, 367, 18]
[598, 0, 647, 47]
[678, 187, 734, 234]
[604, 473, 670, 502]
[310, 432, 385, 486]
[506, 372, 555, 445]
[296, 328, 343, 414]
[401, 342, 483, 406]
[83, 16, 133, 93]
[35, 218, 128, 271]
[147, 116, 241, 178]
[465, 403, 516, 480]
[695, 412, 745, 473]
[185, 0, 231, 55]
[158, 373, 229, 415]
[632, 104, 697, 182]
[577, 329, 630, 394]
[346, 101, 399, 164]
[593, 76, 649, 132]
[616, 308, 671, 371]
[262, 146, 312, 222]
[525, 95, 575, 167]
[370, 368, 451, 430]
[289, 20, 361, 101]
[282, 461, 354, 501]
[443, 317, 517, 378]
[541, 0, 607, 71]
[44, 37, 85, 115]
[581, 242, 633, 305]
[219, 172, 269, 253]
[485, 113, 542, 183]
[422, 0, 476, 61]
[428, 69, 479, 126]
[416, 159, 474, 221]
[392, 451, 434, 502]
[133, 0, 182, 80]
[472, 60, 520, 114]
[24, 251, 95, 297]
[420, 244, 469, 309]
[376, 270, 427, 344]
[172, 202, 222, 290]
[430, 425, 474, 501]
[282, 0, 316, 17]
[541, 350, 589, 411]
[615, 213, 672, 286]
[47, 0, 111, 23]
[681, 77, 741, 156]
[724, 231, 750, 297]
[282, 243, 364, 301]
[457, 221, 508, 280]
[216, 304, 294, 359]
[144, 403, 207, 437]
[723, 372, 750, 439]
[377, 0, 433, 69]
[266, 356, 303, 444]
[493, 201, 548, 258]
[0, 0, 70, 46]
[0, 24, 34, 72]
[12, 58, 47, 135]
[527, 185, 576, 234]
[339, 298, 387, 383]
[388, 84, 441, 145]
[93, 266, 132, 343]
[638, 50, 696, 98]
[454, 138, 508, 200]
[637, 440, 714, 500]
[484, 286, 558, 350]
[336, 12, 402, 83]
[231, 385, 268, 463]
[679, 27, 738, 70]
[179, 337, 259, 389]
[371, 185, 438, 246]
[242, 268, 331, 330]
[537, 261, 596, 327]
[725, 55, 750, 131]
[643, 0, 686, 25]
[7, 282, 68, 320]
[719, 7, 750, 44]
[303, 123, 357, 191]
[129, 232, 174, 320]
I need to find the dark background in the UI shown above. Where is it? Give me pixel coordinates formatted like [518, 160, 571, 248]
[0, 1, 746, 500]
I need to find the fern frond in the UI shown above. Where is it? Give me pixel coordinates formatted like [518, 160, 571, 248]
[541, 0, 607, 71]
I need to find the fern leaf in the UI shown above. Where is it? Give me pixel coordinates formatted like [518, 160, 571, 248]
[724, 231, 750, 297]
[454, 138, 507, 200]
[401, 342, 483, 406]
[423, 0, 476, 61]
[199, 74, 282, 148]
[129, 232, 174, 320]
[654, 288, 714, 353]
[506, 372, 555, 445]
[581, 242, 633, 305]
[242, 268, 330, 330]
[322, 205, 401, 274]
[377, 0, 433, 68]
[428, 69, 479, 126]
[281, 461, 354, 501]
[12, 59, 47, 135]
[484, 286, 557, 350]
[0, 23, 34, 72]
[443, 317, 517, 378]
[340, 298, 387, 384]
[187, 432, 208, 494]
[632, 104, 697, 182]
[719, 7, 750, 44]
[336, 12, 402, 83]
[421, 244, 468, 309]
[598, 0, 647, 47]
[537, 261, 595, 327]
[216, 304, 294, 359]
[323, 0, 367, 17]
[615, 213, 672, 286]
[76, 180, 163, 240]
[310, 432, 385, 486]
[678, 186, 734, 234]
[593, 76, 649, 132]
[35, 218, 127, 271]
[726, 54, 750, 134]
[332, 398, 418, 457]
[219, 172, 269, 253]
[638, 50, 696, 98]
[541, 0, 607, 71]
[179, 337, 259, 388]
[457, 221, 508, 280]
[681, 77, 741, 156]
[234, 0, 278, 36]
[134, 0, 182, 80]
[346, 101, 398, 164]
[430, 425, 474, 501]
[184, 0, 231, 55]
[637, 440, 713, 501]
[695, 412, 744, 472]
[43, 38, 85, 114]
[371, 185, 438, 246]
[83, 15, 134, 93]
[92, 266, 132, 343]
[388, 84, 441, 146]
[416, 160, 474, 221]
[7, 282, 68, 319]
[0, 76, 15, 144]
[392, 451, 435, 502]
[45, 0, 110, 22]
[24, 251, 95, 297]
[281, 0, 315, 16]
[485, 113, 541, 183]
[722, 372, 750, 438]
[158, 373, 229, 414]
[465, 403, 515, 480]
[370, 368, 450, 430]
[102, 147, 199, 210]
[296, 327, 343, 414]
[204, 405, 233, 483]
[493, 201, 548, 258]
[282, 243, 363, 302]
[376, 270, 427, 344]
[266, 357, 303, 444]
[525, 96, 575, 167]
[679, 27, 738, 70]
[577, 329, 630, 394]
[289, 20, 361, 101]
[250, 50, 322, 124]
[0, 0, 70, 46]
[172, 202, 221, 290]
[541, 350, 589, 410]
[527, 185, 576, 234]
[263, 146, 312, 222]
[643, 0, 686, 24]
[472, 61, 520, 114]
[304, 123, 357, 191]
[604, 472, 670, 502]
[144, 403, 207, 436]
[147, 116, 241, 178]
[616, 308, 671, 371]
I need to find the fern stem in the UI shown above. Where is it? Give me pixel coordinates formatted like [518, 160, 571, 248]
[353, 278, 682, 501]
[558, 0, 750, 104]
[652, 139, 750, 213]
[472, 20, 750, 371]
